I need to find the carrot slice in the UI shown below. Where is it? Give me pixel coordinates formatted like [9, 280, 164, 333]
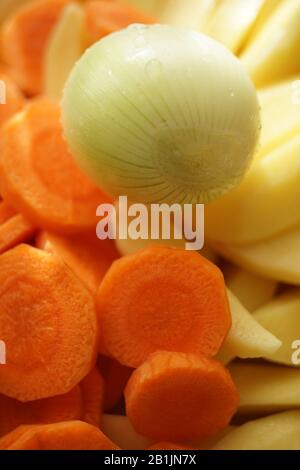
[1, 0, 70, 95]
[36, 230, 119, 293]
[85, 0, 155, 44]
[96, 245, 231, 367]
[0, 201, 16, 224]
[80, 368, 104, 427]
[0, 244, 98, 401]
[0, 386, 82, 438]
[0, 213, 36, 254]
[0, 425, 37, 450]
[125, 351, 239, 442]
[7, 421, 120, 450]
[0, 73, 24, 128]
[0, 98, 113, 233]
[98, 356, 132, 412]
[147, 442, 195, 450]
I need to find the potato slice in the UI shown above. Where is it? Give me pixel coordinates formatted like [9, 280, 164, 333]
[102, 414, 152, 450]
[242, 0, 282, 47]
[213, 411, 300, 450]
[258, 76, 300, 157]
[224, 264, 277, 311]
[205, 0, 264, 53]
[44, 3, 86, 98]
[229, 362, 300, 415]
[210, 225, 300, 284]
[241, 0, 300, 87]
[219, 290, 281, 362]
[254, 290, 300, 366]
[206, 133, 300, 244]
[160, 0, 218, 31]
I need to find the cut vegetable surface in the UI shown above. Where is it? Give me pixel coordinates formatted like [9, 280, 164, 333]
[0, 386, 82, 438]
[2, 0, 70, 94]
[0, 73, 25, 128]
[36, 231, 119, 293]
[0, 244, 98, 401]
[6, 421, 119, 450]
[0, 213, 36, 255]
[125, 351, 239, 441]
[97, 245, 231, 367]
[80, 368, 104, 427]
[0, 99, 113, 233]
[229, 362, 300, 415]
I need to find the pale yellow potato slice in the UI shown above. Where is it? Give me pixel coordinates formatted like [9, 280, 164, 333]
[224, 264, 277, 311]
[210, 226, 300, 284]
[258, 76, 300, 157]
[102, 414, 153, 450]
[160, 0, 219, 31]
[229, 362, 300, 415]
[205, 0, 264, 53]
[242, 0, 282, 47]
[206, 133, 300, 244]
[213, 411, 300, 450]
[44, 3, 86, 98]
[219, 290, 281, 362]
[241, 0, 300, 87]
[254, 290, 300, 366]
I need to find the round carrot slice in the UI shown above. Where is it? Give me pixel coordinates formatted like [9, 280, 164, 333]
[96, 245, 231, 367]
[0, 98, 113, 233]
[0, 244, 98, 401]
[125, 351, 239, 442]
[7, 421, 120, 450]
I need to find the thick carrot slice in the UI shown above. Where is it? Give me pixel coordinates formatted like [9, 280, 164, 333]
[36, 231, 119, 293]
[0, 244, 98, 401]
[0, 99, 113, 233]
[85, 0, 155, 44]
[1, 0, 70, 95]
[147, 442, 195, 450]
[0, 213, 36, 254]
[97, 246, 231, 367]
[125, 351, 239, 442]
[98, 356, 132, 412]
[0, 73, 24, 128]
[80, 368, 104, 427]
[0, 201, 16, 224]
[0, 386, 82, 438]
[0, 425, 37, 450]
[7, 421, 120, 450]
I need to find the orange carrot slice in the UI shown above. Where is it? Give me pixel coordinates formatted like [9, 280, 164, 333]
[80, 368, 104, 427]
[125, 351, 239, 442]
[36, 230, 119, 293]
[0, 213, 36, 254]
[0, 201, 16, 224]
[0, 425, 37, 450]
[1, 0, 70, 95]
[98, 356, 132, 412]
[0, 244, 98, 401]
[85, 0, 155, 44]
[0, 386, 82, 438]
[0, 73, 24, 128]
[7, 421, 120, 450]
[97, 245, 231, 367]
[0, 98, 113, 233]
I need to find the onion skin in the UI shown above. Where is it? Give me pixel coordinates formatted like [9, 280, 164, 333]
[62, 24, 260, 204]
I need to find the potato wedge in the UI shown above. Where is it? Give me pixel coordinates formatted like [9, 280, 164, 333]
[102, 414, 152, 450]
[254, 290, 300, 366]
[213, 411, 300, 450]
[241, 0, 300, 87]
[224, 264, 277, 311]
[229, 362, 300, 415]
[219, 290, 281, 361]
[210, 226, 300, 284]
[206, 133, 300, 244]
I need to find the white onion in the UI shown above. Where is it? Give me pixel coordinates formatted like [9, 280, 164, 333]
[62, 24, 260, 204]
